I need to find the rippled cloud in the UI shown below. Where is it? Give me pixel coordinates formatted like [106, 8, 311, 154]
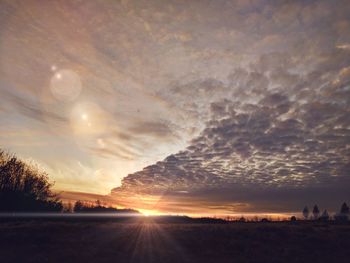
[111, 0, 350, 213]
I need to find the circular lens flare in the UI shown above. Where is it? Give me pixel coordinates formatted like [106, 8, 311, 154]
[70, 102, 108, 136]
[50, 69, 82, 102]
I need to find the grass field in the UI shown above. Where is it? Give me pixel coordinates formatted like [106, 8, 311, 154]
[1, 219, 350, 263]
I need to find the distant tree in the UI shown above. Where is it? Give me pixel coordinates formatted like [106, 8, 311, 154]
[340, 202, 349, 215]
[335, 202, 349, 222]
[302, 206, 309, 220]
[238, 216, 246, 222]
[63, 202, 73, 213]
[312, 205, 320, 220]
[0, 150, 62, 212]
[320, 210, 329, 221]
[290, 216, 297, 222]
[73, 199, 139, 214]
[73, 200, 84, 212]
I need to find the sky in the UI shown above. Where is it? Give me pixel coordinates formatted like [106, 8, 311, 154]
[0, 0, 349, 216]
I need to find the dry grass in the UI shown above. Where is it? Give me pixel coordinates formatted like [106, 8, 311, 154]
[1, 220, 350, 263]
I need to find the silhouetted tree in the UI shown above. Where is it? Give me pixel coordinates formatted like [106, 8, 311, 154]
[312, 205, 320, 220]
[340, 202, 349, 215]
[73, 199, 139, 214]
[302, 206, 309, 220]
[0, 150, 62, 212]
[73, 200, 84, 212]
[238, 216, 246, 222]
[335, 202, 349, 222]
[320, 210, 329, 221]
[290, 216, 297, 222]
[63, 202, 73, 213]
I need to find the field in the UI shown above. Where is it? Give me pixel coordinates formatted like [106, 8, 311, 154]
[1, 219, 350, 263]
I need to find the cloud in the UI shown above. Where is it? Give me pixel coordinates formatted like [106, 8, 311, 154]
[112, 46, 350, 214]
[0, 87, 68, 125]
[1, 0, 350, 203]
[128, 120, 178, 139]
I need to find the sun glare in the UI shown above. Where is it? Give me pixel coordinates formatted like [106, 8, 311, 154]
[139, 209, 163, 217]
[70, 102, 109, 136]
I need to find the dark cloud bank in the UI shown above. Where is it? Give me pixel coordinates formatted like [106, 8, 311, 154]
[112, 48, 350, 214]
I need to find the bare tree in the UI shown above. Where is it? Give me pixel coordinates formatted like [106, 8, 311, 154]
[238, 216, 246, 222]
[73, 200, 84, 212]
[0, 150, 62, 211]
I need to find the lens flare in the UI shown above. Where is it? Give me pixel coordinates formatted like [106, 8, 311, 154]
[70, 102, 108, 136]
[50, 69, 82, 102]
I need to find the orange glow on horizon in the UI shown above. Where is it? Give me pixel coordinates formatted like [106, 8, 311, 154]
[58, 190, 301, 220]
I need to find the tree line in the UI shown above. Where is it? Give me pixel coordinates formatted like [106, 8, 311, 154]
[71, 199, 139, 214]
[302, 203, 349, 222]
[1, 149, 349, 220]
[0, 149, 137, 214]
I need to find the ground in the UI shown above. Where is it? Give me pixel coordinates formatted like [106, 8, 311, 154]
[1, 219, 350, 263]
